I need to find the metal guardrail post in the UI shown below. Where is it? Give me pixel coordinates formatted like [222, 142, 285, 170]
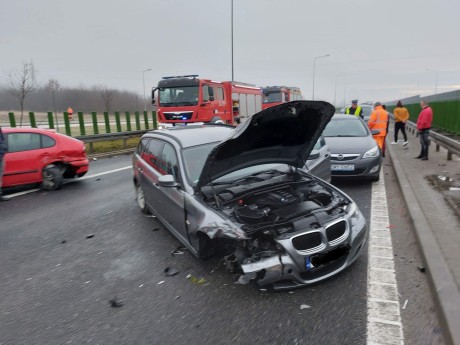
[104, 112, 111, 133]
[47, 112, 54, 129]
[152, 111, 158, 129]
[78, 112, 85, 135]
[91, 112, 99, 135]
[125, 111, 132, 131]
[9, 113, 16, 127]
[115, 112, 122, 132]
[135, 111, 141, 130]
[143, 111, 149, 129]
[29, 112, 36, 128]
[63, 112, 71, 136]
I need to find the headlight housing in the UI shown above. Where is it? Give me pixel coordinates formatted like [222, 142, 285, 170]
[362, 146, 380, 159]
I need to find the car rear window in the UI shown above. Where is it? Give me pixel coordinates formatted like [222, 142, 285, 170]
[323, 118, 368, 137]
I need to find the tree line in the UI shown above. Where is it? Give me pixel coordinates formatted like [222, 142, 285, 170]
[1, 61, 145, 115]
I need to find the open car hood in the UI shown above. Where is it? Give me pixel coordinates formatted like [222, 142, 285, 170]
[197, 101, 335, 189]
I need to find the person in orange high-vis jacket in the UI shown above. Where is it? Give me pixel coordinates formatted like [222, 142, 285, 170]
[67, 107, 74, 121]
[368, 102, 388, 153]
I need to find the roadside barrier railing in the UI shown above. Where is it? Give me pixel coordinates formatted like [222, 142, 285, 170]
[76, 130, 149, 154]
[404, 120, 460, 160]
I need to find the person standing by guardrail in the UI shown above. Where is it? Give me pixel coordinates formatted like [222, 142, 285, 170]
[392, 100, 409, 145]
[415, 99, 433, 161]
[67, 107, 74, 121]
[368, 102, 389, 154]
[0, 126, 10, 201]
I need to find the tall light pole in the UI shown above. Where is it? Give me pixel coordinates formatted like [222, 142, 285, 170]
[231, 0, 234, 83]
[312, 54, 330, 100]
[334, 74, 346, 107]
[143, 68, 152, 111]
[426, 69, 438, 95]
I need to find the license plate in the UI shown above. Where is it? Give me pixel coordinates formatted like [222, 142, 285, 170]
[331, 164, 355, 171]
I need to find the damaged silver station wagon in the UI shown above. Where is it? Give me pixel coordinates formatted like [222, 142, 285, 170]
[133, 101, 367, 290]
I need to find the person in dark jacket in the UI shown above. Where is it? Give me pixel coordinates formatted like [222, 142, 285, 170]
[0, 126, 10, 201]
[415, 99, 433, 160]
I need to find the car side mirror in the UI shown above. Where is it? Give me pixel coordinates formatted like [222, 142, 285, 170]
[371, 129, 381, 135]
[158, 174, 178, 187]
[307, 150, 320, 160]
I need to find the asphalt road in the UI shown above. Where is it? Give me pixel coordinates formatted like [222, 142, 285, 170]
[0, 155, 443, 345]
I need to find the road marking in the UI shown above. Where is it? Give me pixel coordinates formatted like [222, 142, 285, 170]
[79, 166, 131, 180]
[6, 166, 131, 199]
[367, 172, 405, 345]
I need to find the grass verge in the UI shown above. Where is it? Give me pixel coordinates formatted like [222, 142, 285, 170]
[85, 137, 140, 154]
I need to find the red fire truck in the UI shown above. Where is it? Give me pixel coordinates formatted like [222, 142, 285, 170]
[152, 75, 262, 125]
[262, 86, 303, 110]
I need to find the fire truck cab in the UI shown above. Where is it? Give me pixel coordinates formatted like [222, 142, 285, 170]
[262, 86, 303, 110]
[152, 75, 262, 125]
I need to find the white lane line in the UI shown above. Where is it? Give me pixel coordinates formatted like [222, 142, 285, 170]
[6, 166, 132, 199]
[80, 166, 131, 180]
[367, 172, 405, 345]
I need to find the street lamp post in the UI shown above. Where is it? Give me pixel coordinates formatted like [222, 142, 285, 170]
[426, 69, 438, 95]
[231, 0, 234, 83]
[143, 68, 152, 111]
[334, 74, 346, 107]
[312, 54, 330, 100]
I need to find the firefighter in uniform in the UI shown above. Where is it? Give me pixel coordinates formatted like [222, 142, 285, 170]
[345, 100, 363, 119]
[368, 102, 389, 152]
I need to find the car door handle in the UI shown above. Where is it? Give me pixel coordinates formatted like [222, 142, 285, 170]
[137, 167, 143, 173]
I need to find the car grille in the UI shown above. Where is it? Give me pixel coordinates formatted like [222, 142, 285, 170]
[331, 154, 360, 161]
[332, 168, 366, 175]
[326, 220, 347, 243]
[291, 232, 322, 251]
[163, 112, 193, 120]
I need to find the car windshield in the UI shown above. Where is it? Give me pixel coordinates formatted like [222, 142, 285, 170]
[159, 86, 199, 107]
[323, 118, 369, 137]
[360, 105, 373, 117]
[263, 91, 282, 103]
[182, 142, 220, 185]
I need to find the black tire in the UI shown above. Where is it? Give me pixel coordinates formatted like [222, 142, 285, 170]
[371, 175, 380, 182]
[41, 166, 63, 190]
[136, 183, 149, 214]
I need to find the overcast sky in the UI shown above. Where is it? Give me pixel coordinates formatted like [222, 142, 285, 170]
[1, 0, 459, 106]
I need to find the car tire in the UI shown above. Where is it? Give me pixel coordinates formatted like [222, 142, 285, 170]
[41, 166, 64, 190]
[136, 183, 149, 214]
[210, 116, 224, 124]
[371, 175, 380, 182]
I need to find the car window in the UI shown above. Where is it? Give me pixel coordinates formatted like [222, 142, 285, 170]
[182, 143, 220, 184]
[142, 139, 164, 172]
[136, 138, 149, 155]
[7, 133, 41, 152]
[323, 119, 368, 137]
[159, 143, 180, 181]
[41, 134, 56, 148]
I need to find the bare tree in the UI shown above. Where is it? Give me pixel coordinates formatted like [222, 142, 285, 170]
[5, 61, 37, 126]
[100, 85, 114, 113]
[47, 79, 61, 130]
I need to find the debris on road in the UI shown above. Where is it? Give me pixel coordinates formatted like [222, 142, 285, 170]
[164, 267, 179, 276]
[186, 274, 206, 284]
[86, 234, 95, 239]
[417, 266, 426, 273]
[152, 228, 160, 231]
[61, 240, 67, 244]
[235, 273, 256, 285]
[92, 157, 98, 161]
[402, 299, 408, 310]
[158, 281, 165, 285]
[105, 211, 112, 215]
[145, 215, 157, 218]
[109, 296, 123, 308]
[171, 245, 187, 255]
[300, 304, 311, 310]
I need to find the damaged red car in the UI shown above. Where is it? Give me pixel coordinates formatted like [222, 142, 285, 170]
[2, 128, 89, 190]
